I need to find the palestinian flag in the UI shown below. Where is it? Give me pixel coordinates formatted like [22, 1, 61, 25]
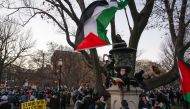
[75, 0, 129, 51]
[178, 42, 190, 103]
[111, 77, 125, 84]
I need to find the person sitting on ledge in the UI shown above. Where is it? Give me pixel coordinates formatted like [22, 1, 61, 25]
[117, 68, 130, 89]
[120, 100, 130, 109]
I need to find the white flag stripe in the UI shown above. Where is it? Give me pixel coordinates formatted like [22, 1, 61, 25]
[84, 13, 99, 37]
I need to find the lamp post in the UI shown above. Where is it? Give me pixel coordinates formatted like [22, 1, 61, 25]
[58, 59, 62, 91]
[57, 59, 62, 109]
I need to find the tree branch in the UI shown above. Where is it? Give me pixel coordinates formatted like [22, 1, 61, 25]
[7, 9, 20, 16]
[164, 0, 177, 43]
[55, 0, 79, 25]
[128, 0, 139, 23]
[139, 0, 155, 25]
[129, 0, 155, 48]
[177, 0, 187, 46]
[186, 19, 190, 26]
[179, 0, 187, 26]
[171, 0, 176, 11]
[62, 10, 75, 47]
[80, 51, 93, 68]
[53, 4, 75, 48]
[8, 6, 66, 31]
[76, 0, 85, 12]
[21, 12, 39, 26]
[45, 0, 59, 6]
[64, 0, 80, 25]
[143, 66, 178, 91]
[124, 8, 132, 34]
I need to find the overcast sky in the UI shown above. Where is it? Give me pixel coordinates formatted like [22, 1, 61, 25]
[24, 13, 164, 62]
[22, 5, 164, 61]
[0, 0, 165, 62]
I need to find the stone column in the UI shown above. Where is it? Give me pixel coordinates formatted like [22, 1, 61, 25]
[107, 85, 143, 109]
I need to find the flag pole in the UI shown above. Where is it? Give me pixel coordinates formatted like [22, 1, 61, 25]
[117, 0, 132, 34]
[124, 7, 132, 34]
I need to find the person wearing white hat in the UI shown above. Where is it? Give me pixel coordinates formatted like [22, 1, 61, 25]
[1, 95, 8, 101]
[0, 95, 11, 109]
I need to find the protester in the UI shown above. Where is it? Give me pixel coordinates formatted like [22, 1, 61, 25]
[61, 92, 67, 109]
[154, 100, 165, 109]
[138, 95, 151, 109]
[0, 95, 11, 109]
[120, 100, 130, 109]
[49, 94, 59, 109]
[74, 94, 84, 109]
[96, 96, 107, 109]
[82, 89, 95, 109]
[66, 91, 71, 107]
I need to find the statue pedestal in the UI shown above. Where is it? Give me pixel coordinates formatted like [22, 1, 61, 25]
[107, 85, 143, 109]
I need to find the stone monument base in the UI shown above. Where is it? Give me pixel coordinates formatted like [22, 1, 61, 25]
[106, 85, 143, 109]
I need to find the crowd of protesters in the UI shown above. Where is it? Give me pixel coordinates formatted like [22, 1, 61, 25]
[0, 86, 72, 109]
[0, 83, 189, 109]
[71, 83, 108, 109]
[138, 86, 190, 109]
[0, 82, 108, 109]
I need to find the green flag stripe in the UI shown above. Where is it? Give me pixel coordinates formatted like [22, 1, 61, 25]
[184, 92, 190, 103]
[117, 0, 129, 9]
[96, 7, 117, 44]
[96, 0, 128, 44]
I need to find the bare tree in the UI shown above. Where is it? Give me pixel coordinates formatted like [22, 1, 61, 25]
[1, 0, 155, 95]
[159, 34, 190, 71]
[29, 50, 46, 69]
[125, 0, 155, 76]
[28, 42, 92, 87]
[27, 41, 71, 69]
[0, 18, 34, 82]
[159, 36, 175, 71]
[143, 0, 190, 90]
[60, 51, 94, 87]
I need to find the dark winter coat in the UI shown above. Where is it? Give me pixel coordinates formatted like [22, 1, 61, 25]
[74, 100, 84, 109]
[83, 95, 95, 109]
[0, 101, 11, 109]
[96, 101, 106, 109]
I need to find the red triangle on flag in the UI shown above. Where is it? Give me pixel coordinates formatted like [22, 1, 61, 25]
[178, 59, 190, 95]
[75, 32, 109, 50]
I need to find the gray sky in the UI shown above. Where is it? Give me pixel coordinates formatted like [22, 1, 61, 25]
[25, 13, 164, 62]
[0, 0, 165, 62]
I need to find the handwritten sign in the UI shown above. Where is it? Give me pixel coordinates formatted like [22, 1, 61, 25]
[21, 100, 46, 109]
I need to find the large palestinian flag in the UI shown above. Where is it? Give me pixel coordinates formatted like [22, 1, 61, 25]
[178, 42, 190, 103]
[75, 0, 128, 51]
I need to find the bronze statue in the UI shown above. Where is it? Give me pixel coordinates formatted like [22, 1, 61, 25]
[113, 34, 127, 48]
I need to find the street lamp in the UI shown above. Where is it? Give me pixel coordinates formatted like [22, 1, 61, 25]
[58, 59, 62, 90]
[57, 58, 62, 109]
